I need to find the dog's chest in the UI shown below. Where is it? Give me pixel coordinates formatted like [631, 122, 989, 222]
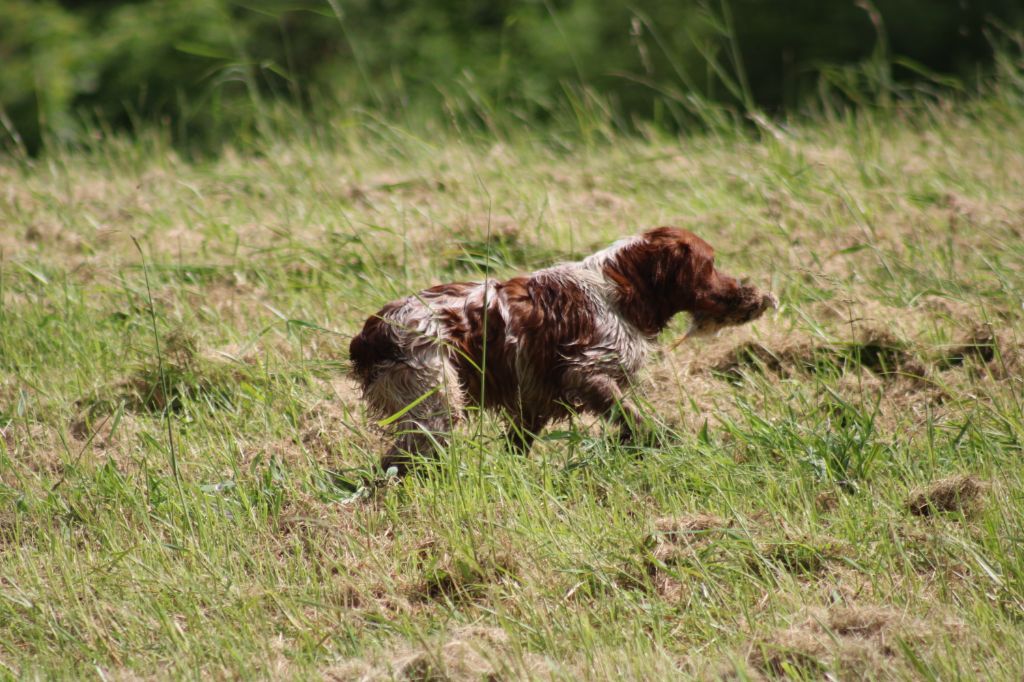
[588, 300, 651, 377]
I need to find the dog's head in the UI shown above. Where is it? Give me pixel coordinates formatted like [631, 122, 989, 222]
[603, 226, 777, 336]
[684, 276, 778, 339]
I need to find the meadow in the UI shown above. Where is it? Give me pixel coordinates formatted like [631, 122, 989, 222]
[1, 82, 1023, 678]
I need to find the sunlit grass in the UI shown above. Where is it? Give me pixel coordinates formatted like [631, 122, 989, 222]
[1, 83, 1023, 678]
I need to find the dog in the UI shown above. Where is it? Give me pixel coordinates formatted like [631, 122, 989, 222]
[349, 227, 777, 474]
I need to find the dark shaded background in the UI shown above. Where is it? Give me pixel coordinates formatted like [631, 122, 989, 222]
[2, 0, 1022, 153]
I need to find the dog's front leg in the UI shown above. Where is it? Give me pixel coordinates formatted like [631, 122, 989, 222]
[566, 372, 643, 444]
[503, 412, 550, 455]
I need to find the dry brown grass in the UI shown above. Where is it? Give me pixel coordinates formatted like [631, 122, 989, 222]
[906, 475, 988, 517]
[747, 606, 962, 679]
[1, 421, 70, 478]
[390, 626, 514, 681]
[640, 514, 732, 600]
[320, 626, 562, 681]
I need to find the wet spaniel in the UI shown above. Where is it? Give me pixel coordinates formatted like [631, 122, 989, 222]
[350, 227, 776, 474]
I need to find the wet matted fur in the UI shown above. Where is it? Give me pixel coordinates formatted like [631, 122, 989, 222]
[349, 227, 777, 474]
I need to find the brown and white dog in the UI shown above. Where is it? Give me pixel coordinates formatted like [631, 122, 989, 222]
[349, 227, 776, 474]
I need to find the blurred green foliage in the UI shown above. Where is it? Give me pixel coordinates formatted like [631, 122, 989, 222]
[2, 0, 1022, 153]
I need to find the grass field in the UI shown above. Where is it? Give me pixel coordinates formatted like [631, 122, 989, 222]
[2, 81, 1024, 679]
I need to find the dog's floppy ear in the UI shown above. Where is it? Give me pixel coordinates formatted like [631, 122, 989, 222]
[643, 226, 717, 292]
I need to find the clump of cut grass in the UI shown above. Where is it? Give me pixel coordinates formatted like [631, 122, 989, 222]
[941, 325, 998, 368]
[646, 513, 730, 567]
[710, 339, 824, 378]
[76, 329, 270, 419]
[747, 607, 960, 678]
[652, 513, 729, 543]
[754, 537, 842, 576]
[906, 475, 988, 517]
[841, 327, 927, 379]
[631, 513, 732, 599]
[414, 543, 521, 604]
[387, 626, 522, 681]
[710, 325, 925, 382]
[815, 489, 841, 513]
[935, 325, 1024, 379]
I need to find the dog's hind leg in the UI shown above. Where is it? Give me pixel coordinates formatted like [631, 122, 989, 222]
[368, 351, 465, 476]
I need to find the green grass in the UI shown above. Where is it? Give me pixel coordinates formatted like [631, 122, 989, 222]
[2, 87, 1024, 679]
